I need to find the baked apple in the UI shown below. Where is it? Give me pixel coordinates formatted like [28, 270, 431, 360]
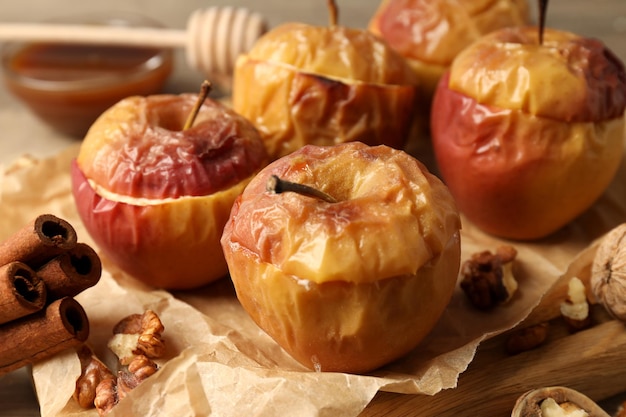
[430, 26, 626, 240]
[71, 90, 268, 289]
[220, 141, 461, 373]
[368, 0, 529, 104]
[232, 1, 419, 160]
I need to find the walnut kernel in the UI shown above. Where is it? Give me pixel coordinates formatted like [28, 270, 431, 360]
[73, 345, 115, 409]
[94, 378, 119, 416]
[560, 277, 592, 332]
[460, 245, 519, 310]
[108, 310, 165, 365]
[505, 322, 549, 355]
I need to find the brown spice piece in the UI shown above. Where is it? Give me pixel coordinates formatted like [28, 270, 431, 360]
[37, 242, 102, 300]
[460, 245, 518, 310]
[0, 261, 46, 324]
[0, 297, 89, 376]
[505, 322, 550, 355]
[0, 214, 77, 269]
[74, 345, 115, 409]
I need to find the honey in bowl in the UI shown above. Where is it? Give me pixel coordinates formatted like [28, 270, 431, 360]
[1, 14, 173, 138]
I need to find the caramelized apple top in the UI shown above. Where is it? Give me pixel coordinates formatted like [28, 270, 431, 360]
[448, 26, 626, 122]
[76, 94, 268, 199]
[244, 22, 418, 85]
[369, 0, 529, 66]
[223, 142, 461, 284]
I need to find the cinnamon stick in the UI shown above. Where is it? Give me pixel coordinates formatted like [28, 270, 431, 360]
[37, 243, 102, 300]
[0, 214, 77, 269]
[0, 297, 89, 376]
[0, 262, 46, 325]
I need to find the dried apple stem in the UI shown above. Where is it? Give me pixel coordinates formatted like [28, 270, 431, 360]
[538, 0, 548, 45]
[266, 175, 337, 203]
[183, 80, 212, 130]
[327, 0, 339, 27]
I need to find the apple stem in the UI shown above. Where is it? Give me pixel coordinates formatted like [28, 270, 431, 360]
[266, 175, 337, 203]
[327, 0, 339, 27]
[538, 0, 548, 45]
[183, 80, 212, 130]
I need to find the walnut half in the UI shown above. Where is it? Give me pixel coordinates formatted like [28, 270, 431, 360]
[511, 386, 610, 417]
[107, 310, 165, 365]
[460, 245, 519, 310]
[94, 355, 160, 416]
[94, 309, 165, 416]
[74, 345, 115, 409]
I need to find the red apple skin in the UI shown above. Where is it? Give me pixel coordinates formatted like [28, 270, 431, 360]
[221, 142, 461, 373]
[72, 94, 268, 289]
[431, 72, 626, 240]
[368, 0, 529, 102]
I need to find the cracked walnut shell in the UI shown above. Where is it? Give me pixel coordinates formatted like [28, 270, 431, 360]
[591, 223, 626, 321]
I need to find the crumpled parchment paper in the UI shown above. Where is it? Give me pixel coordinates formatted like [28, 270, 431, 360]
[0, 143, 624, 417]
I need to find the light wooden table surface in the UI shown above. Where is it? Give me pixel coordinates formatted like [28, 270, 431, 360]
[0, 1, 625, 416]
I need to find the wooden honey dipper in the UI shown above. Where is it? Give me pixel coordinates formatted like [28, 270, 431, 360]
[0, 7, 269, 77]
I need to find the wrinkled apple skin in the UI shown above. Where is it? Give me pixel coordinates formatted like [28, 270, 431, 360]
[234, 57, 416, 161]
[72, 94, 268, 289]
[448, 27, 626, 122]
[72, 162, 251, 289]
[368, 0, 529, 100]
[432, 75, 625, 240]
[431, 26, 626, 240]
[233, 23, 419, 160]
[77, 95, 267, 198]
[221, 142, 461, 373]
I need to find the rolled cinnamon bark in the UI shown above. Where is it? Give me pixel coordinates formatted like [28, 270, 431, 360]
[37, 243, 102, 300]
[0, 262, 46, 325]
[0, 214, 78, 269]
[0, 297, 89, 376]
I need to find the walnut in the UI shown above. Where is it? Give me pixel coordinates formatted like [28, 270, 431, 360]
[512, 386, 610, 417]
[591, 223, 626, 321]
[93, 355, 160, 416]
[505, 322, 549, 355]
[89, 311, 165, 415]
[108, 310, 165, 365]
[94, 378, 119, 416]
[460, 245, 519, 310]
[560, 276, 592, 333]
[73, 345, 115, 409]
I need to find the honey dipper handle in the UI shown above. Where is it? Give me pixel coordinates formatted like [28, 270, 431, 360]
[0, 7, 268, 77]
[0, 23, 187, 48]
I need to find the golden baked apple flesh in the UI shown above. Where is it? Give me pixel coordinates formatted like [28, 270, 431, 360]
[431, 26, 626, 240]
[368, 0, 529, 104]
[71, 91, 268, 289]
[221, 141, 461, 373]
[232, 1, 419, 160]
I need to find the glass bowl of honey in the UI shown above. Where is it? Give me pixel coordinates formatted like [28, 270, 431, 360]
[1, 13, 174, 138]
